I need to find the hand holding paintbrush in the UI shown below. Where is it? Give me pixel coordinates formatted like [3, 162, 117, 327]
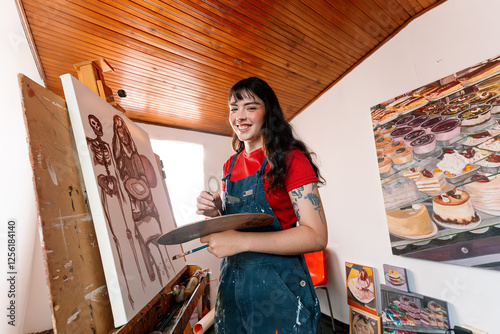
[195, 190, 222, 217]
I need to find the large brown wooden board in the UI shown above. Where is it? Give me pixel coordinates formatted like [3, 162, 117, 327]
[19, 74, 115, 333]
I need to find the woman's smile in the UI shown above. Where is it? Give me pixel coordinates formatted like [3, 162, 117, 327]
[229, 95, 266, 152]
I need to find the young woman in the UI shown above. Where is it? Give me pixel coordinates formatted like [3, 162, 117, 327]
[196, 77, 328, 333]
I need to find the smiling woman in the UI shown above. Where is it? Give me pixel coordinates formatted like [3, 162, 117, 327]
[195, 77, 328, 333]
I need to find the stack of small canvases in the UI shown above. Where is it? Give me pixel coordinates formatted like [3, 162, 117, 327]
[345, 262, 450, 334]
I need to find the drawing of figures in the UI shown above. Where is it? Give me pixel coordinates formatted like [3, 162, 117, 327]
[86, 114, 145, 309]
[111, 114, 173, 287]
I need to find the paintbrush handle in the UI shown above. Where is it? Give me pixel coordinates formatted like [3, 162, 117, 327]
[207, 191, 222, 216]
[172, 244, 209, 260]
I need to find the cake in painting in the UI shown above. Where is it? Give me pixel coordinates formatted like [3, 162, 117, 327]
[478, 135, 500, 151]
[388, 96, 427, 113]
[384, 140, 405, 157]
[431, 119, 461, 142]
[407, 115, 430, 129]
[461, 130, 500, 146]
[413, 83, 440, 97]
[457, 58, 500, 85]
[458, 105, 492, 127]
[426, 81, 463, 99]
[459, 147, 493, 164]
[386, 203, 435, 237]
[432, 189, 480, 225]
[378, 156, 392, 174]
[380, 123, 397, 136]
[414, 170, 450, 194]
[410, 134, 436, 155]
[392, 147, 413, 165]
[403, 129, 425, 146]
[395, 115, 415, 127]
[441, 103, 469, 117]
[421, 102, 445, 116]
[382, 177, 425, 211]
[464, 174, 500, 212]
[468, 91, 497, 105]
[436, 151, 473, 176]
[485, 96, 500, 116]
[390, 126, 413, 141]
[448, 93, 476, 105]
[420, 117, 444, 134]
[403, 166, 423, 182]
[375, 135, 393, 150]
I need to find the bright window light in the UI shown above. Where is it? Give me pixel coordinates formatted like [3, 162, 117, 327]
[151, 140, 204, 226]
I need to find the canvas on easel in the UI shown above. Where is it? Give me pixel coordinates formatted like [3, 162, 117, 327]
[61, 74, 184, 326]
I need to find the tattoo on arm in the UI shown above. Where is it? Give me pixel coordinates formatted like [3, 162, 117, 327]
[305, 192, 325, 225]
[291, 186, 304, 221]
[291, 184, 324, 225]
[290, 186, 305, 199]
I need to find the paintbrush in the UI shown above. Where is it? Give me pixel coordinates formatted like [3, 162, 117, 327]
[207, 191, 222, 216]
[172, 244, 209, 260]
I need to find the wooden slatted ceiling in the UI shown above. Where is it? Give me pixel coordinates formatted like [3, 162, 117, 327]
[17, 0, 445, 136]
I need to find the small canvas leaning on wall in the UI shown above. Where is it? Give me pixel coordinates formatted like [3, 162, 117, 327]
[61, 74, 184, 326]
[370, 54, 500, 271]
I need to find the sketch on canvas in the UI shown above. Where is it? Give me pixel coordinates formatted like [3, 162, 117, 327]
[61, 74, 184, 326]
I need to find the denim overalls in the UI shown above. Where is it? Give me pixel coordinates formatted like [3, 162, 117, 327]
[215, 152, 321, 334]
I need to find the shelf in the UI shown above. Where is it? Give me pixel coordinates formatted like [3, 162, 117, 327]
[383, 325, 448, 333]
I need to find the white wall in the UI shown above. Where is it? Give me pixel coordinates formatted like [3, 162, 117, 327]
[292, 0, 500, 331]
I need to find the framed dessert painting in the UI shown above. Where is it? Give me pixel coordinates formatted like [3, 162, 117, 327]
[382, 264, 409, 292]
[371, 53, 500, 271]
[345, 262, 377, 315]
[380, 285, 449, 332]
[349, 306, 381, 334]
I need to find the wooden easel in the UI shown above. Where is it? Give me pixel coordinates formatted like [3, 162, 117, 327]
[19, 58, 205, 333]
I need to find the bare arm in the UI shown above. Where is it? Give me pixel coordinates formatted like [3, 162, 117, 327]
[200, 182, 327, 257]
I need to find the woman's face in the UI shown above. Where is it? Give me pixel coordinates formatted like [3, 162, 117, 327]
[228, 93, 266, 152]
[354, 320, 372, 334]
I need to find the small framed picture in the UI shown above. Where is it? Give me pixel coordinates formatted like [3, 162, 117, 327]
[349, 306, 381, 334]
[345, 262, 377, 315]
[383, 264, 409, 292]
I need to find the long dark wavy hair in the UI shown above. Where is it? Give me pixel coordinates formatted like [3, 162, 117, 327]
[228, 77, 325, 193]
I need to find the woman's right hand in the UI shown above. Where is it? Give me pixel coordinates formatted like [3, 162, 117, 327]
[196, 191, 222, 217]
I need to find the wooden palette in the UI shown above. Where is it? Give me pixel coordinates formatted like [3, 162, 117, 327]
[158, 213, 275, 245]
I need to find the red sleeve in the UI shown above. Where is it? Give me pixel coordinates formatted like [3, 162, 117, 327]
[284, 149, 318, 192]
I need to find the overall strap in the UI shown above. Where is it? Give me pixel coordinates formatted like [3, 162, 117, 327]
[222, 151, 241, 182]
[256, 157, 268, 177]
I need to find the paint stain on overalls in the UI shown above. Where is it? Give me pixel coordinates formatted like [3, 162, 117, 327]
[215, 153, 321, 334]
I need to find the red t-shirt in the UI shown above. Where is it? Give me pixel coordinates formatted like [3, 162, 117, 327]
[222, 148, 317, 230]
